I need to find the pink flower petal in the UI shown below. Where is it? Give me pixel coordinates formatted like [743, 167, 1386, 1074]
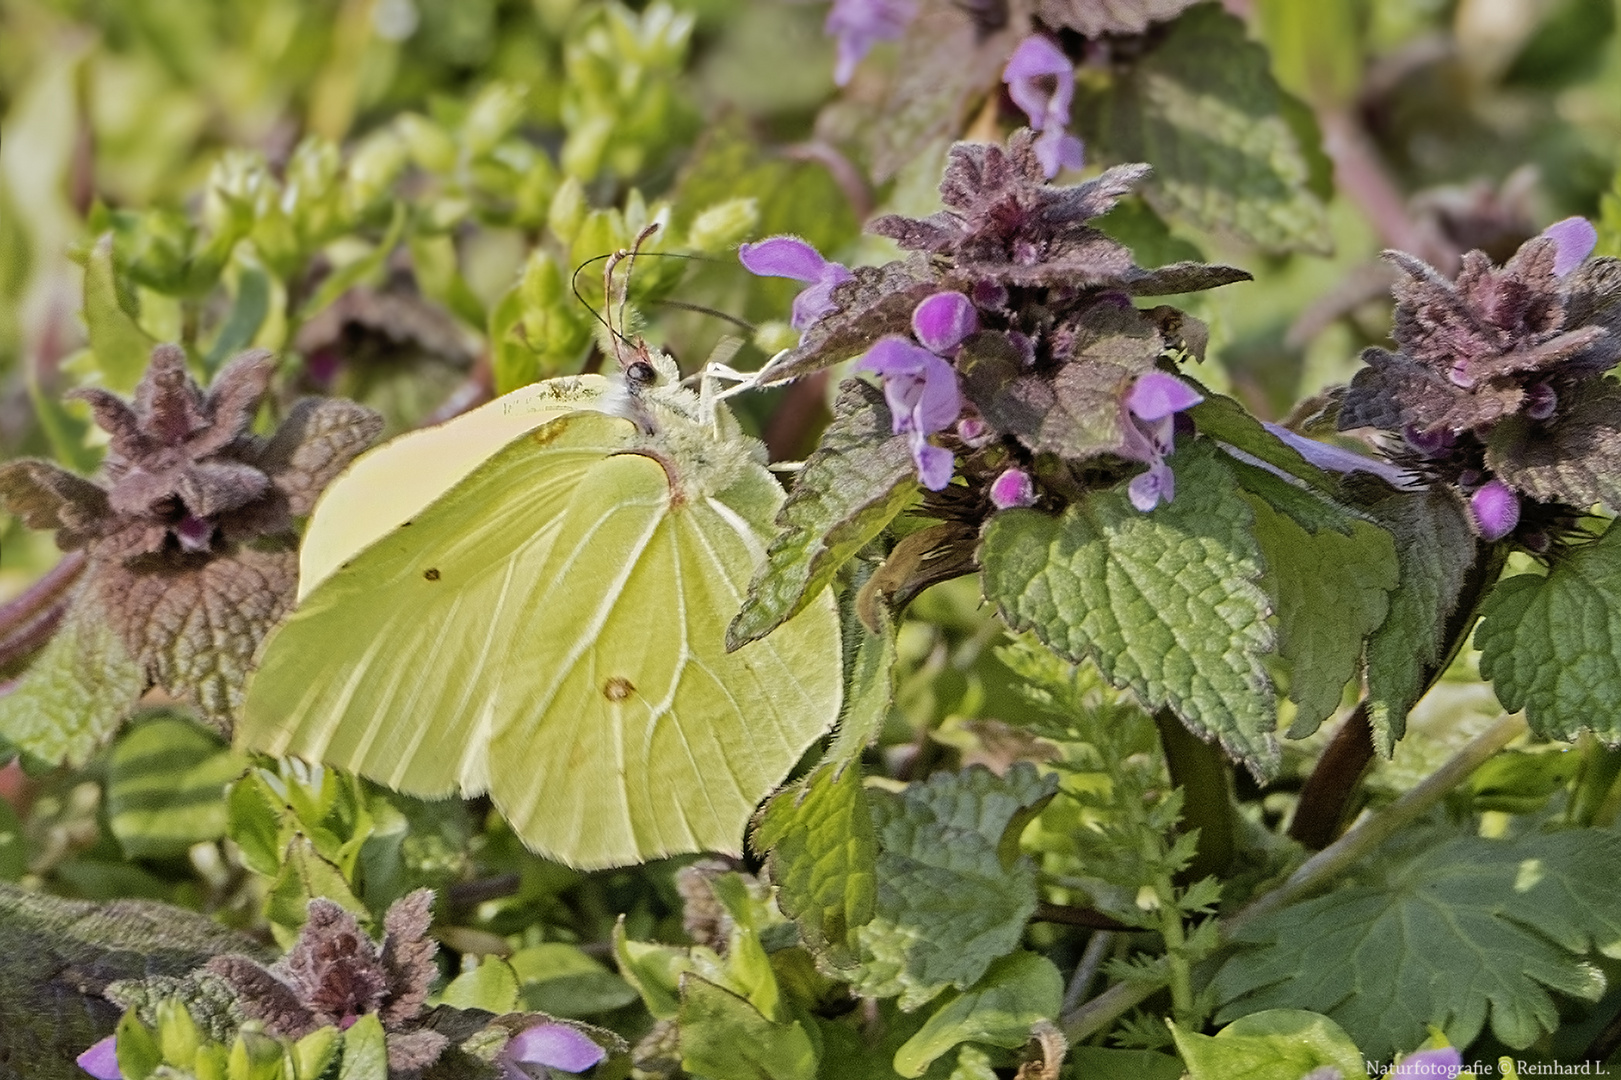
[503, 1023, 606, 1073]
[738, 236, 832, 283]
[1469, 479, 1519, 542]
[1126, 372, 1203, 422]
[911, 437, 955, 490]
[77, 1036, 121, 1080]
[1392, 1047, 1461, 1080]
[1540, 216, 1598, 277]
[912, 291, 978, 353]
[1004, 36, 1073, 127]
[989, 468, 1036, 509]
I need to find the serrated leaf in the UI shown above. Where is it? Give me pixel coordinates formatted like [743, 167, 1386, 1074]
[265, 837, 369, 939]
[1073, 5, 1331, 253]
[756, 259, 946, 386]
[1361, 489, 1478, 752]
[829, 570, 899, 765]
[1486, 380, 1621, 512]
[1478, 525, 1621, 741]
[957, 306, 1162, 460]
[1212, 830, 1621, 1060]
[981, 442, 1279, 774]
[892, 951, 1062, 1077]
[1235, 467, 1399, 737]
[106, 714, 248, 860]
[730, 381, 917, 649]
[1172, 1009, 1364, 1080]
[851, 765, 1057, 1008]
[84, 233, 160, 393]
[678, 974, 818, 1080]
[754, 762, 878, 966]
[1187, 389, 1337, 494]
[0, 607, 144, 767]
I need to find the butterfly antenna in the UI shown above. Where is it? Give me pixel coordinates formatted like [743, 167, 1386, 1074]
[571, 252, 632, 358]
[616, 223, 662, 358]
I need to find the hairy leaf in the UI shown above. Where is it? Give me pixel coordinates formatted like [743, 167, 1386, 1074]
[754, 762, 878, 966]
[1212, 830, 1621, 1060]
[1235, 466, 1399, 737]
[1361, 489, 1478, 752]
[981, 442, 1278, 774]
[730, 381, 917, 648]
[0, 605, 145, 767]
[756, 259, 946, 386]
[1478, 524, 1621, 741]
[1486, 379, 1621, 511]
[851, 765, 1057, 1008]
[892, 951, 1062, 1077]
[1073, 5, 1331, 253]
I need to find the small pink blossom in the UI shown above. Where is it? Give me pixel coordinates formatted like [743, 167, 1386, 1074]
[1117, 371, 1202, 511]
[1392, 1046, 1461, 1080]
[77, 1036, 120, 1080]
[501, 1022, 607, 1078]
[1469, 479, 1520, 541]
[1003, 36, 1085, 178]
[990, 468, 1037, 509]
[738, 236, 853, 332]
[911, 291, 978, 354]
[1541, 216, 1597, 277]
[825, 0, 918, 86]
[858, 336, 963, 490]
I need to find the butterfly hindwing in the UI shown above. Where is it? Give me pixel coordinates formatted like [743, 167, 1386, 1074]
[489, 452, 842, 869]
[240, 411, 638, 798]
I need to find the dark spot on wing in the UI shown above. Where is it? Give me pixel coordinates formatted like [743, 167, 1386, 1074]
[423, 567, 441, 581]
[603, 676, 635, 701]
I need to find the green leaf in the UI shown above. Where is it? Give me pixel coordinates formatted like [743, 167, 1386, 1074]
[730, 380, 918, 649]
[678, 974, 818, 1080]
[337, 1014, 389, 1080]
[1186, 390, 1337, 494]
[892, 951, 1062, 1077]
[509, 943, 639, 1017]
[613, 921, 695, 1020]
[1235, 466, 1399, 737]
[754, 761, 878, 966]
[851, 765, 1057, 1008]
[117, 1009, 163, 1080]
[1093, 197, 1207, 268]
[1066, 1047, 1186, 1080]
[203, 264, 271, 375]
[1172, 1009, 1364, 1080]
[225, 773, 286, 878]
[828, 575, 898, 766]
[981, 442, 1279, 775]
[440, 958, 520, 1013]
[0, 608, 145, 767]
[1212, 830, 1621, 1060]
[1073, 5, 1331, 253]
[107, 714, 248, 860]
[1478, 525, 1621, 742]
[291, 1027, 340, 1080]
[1362, 489, 1478, 752]
[265, 836, 369, 940]
[84, 233, 160, 393]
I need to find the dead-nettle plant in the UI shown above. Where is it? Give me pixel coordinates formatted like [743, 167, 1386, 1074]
[0, 345, 382, 761]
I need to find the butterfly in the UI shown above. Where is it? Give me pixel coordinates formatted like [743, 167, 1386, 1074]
[238, 230, 843, 870]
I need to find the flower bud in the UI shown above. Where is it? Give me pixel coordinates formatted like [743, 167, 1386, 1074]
[1469, 479, 1519, 542]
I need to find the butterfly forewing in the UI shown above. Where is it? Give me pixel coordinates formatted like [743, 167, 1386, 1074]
[240, 411, 639, 797]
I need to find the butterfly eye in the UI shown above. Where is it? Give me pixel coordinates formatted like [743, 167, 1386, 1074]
[626, 360, 657, 388]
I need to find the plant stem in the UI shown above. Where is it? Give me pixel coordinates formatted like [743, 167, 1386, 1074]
[1062, 931, 1116, 1013]
[1060, 966, 1162, 1044]
[1231, 711, 1528, 932]
[1153, 707, 1234, 879]
[1157, 873, 1195, 1023]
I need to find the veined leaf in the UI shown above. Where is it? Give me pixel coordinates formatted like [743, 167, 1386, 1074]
[106, 715, 248, 860]
[1173, 1009, 1364, 1080]
[1212, 830, 1621, 1060]
[678, 974, 818, 1080]
[0, 606, 145, 767]
[892, 951, 1062, 1077]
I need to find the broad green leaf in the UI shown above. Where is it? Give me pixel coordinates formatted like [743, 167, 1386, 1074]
[225, 772, 289, 878]
[1066, 1047, 1186, 1080]
[244, 386, 843, 870]
[678, 974, 818, 1080]
[1212, 830, 1621, 1060]
[892, 951, 1062, 1077]
[1362, 489, 1478, 752]
[708, 871, 790, 1021]
[356, 791, 472, 909]
[291, 1027, 340, 1080]
[852, 765, 1058, 1008]
[754, 761, 878, 966]
[1073, 5, 1331, 253]
[828, 573, 898, 765]
[441, 958, 521, 1013]
[84, 233, 160, 393]
[337, 1014, 389, 1080]
[981, 442, 1279, 774]
[1186, 390, 1336, 494]
[1093, 197, 1207, 269]
[117, 1009, 163, 1080]
[1478, 525, 1621, 742]
[509, 943, 639, 1017]
[1236, 467, 1399, 737]
[1254, 0, 1362, 105]
[0, 608, 145, 767]
[107, 715, 248, 859]
[614, 921, 702, 1020]
[1172, 1009, 1364, 1080]
[730, 380, 917, 649]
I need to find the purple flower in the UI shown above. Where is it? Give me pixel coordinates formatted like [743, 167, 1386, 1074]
[1263, 423, 1415, 488]
[1002, 36, 1086, 178]
[1541, 216, 1597, 277]
[1117, 371, 1202, 511]
[738, 236, 853, 333]
[1392, 1046, 1461, 1080]
[857, 335, 962, 490]
[1469, 479, 1520, 542]
[825, 0, 918, 86]
[912, 291, 978, 354]
[957, 416, 993, 447]
[501, 1022, 606, 1079]
[990, 468, 1037, 509]
[77, 1036, 120, 1080]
